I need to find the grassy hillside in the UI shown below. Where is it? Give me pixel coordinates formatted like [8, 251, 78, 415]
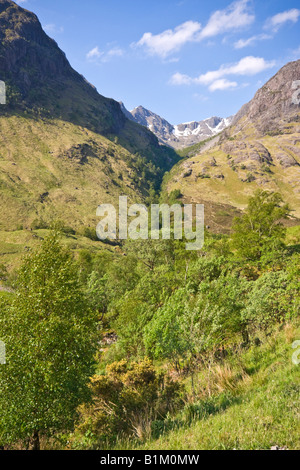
[0, 113, 172, 232]
[120, 322, 299, 450]
[166, 120, 300, 223]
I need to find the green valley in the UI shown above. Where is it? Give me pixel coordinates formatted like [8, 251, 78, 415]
[0, 0, 299, 454]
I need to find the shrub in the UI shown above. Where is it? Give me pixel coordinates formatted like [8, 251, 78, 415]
[243, 271, 295, 333]
[78, 358, 183, 444]
[30, 218, 49, 230]
[78, 227, 99, 241]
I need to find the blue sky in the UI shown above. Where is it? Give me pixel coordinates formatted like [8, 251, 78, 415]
[15, 0, 300, 124]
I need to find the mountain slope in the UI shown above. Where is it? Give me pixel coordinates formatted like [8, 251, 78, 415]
[120, 103, 233, 149]
[0, 0, 178, 234]
[0, 0, 124, 135]
[164, 60, 300, 232]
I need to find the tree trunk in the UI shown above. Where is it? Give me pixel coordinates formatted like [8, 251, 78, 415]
[31, 430, 40, 451]
[242, 329, 249, 346]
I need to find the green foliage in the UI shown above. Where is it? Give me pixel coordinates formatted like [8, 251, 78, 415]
[176, 135, 216, 158]
[85, 271, 108, 316]
[144, 274, 249, 368]
[31, 218, 50, 230]
[119, 322, 300, 450]
[144, 288, 192, 368]
[0, 190, 299, 449]
[77, 358, 183, 445]
[78, 227, 99, 242]
[231, 190, 291, 261]
[186, 255, 227, 291]
[167, 189, 183, 205]
[124, 238, 176, 272]
[244, 270, 299, 333]
[0, 233, 98, 447]
[0, 263, 7, 281]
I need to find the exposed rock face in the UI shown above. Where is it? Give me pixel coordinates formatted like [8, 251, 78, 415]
[131, 105, 175, 141]
[276, 153, 299, 168]
[0, 1, 159, 150]
[233, 60, 300, 135]
[222, 141, 273, 165]
[0, 0, 73, 88]
[119, 102, 136, 122]
[217, 59, 300, 188]
[0, 0, 126, 135]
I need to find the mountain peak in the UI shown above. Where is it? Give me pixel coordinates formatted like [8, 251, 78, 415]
[120, 103, 233, 149]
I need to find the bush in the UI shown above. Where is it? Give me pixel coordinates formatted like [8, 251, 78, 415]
[243, 271, 295, 333]
[30, 218, 49, 230]
[78, 227, 99, 241]
[77, 358, 183, 444]
[167, 189, 183, 205]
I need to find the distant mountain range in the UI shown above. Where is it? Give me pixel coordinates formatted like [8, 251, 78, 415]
[119, 102, 233, 149]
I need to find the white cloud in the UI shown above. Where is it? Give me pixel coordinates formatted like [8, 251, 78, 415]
[265, 9, 300, 32]
[170, 56, 276, 91]
[199, 0, 255, 40]
[209, 79, 238, 91]
[87, 46, 102, 60]
[134, 21, 202, 58]
[86, 46, 124, 63]
[200, 56, 276, 84]
[134, 1, 254, 58]
[234, 34, 271, 49]
[234, 8, 300, 50]
[169, 72, 193, 85]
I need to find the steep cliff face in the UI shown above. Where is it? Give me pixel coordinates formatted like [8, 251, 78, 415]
[232, 60, 300, 135]
[0, 0, 127, 135]
[0, 0, 72, 84]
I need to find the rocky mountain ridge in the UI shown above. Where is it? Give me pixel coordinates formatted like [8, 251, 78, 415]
[120, 102, 233, 149]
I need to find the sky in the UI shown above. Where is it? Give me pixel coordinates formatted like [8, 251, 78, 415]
[15, 0, 300, 124]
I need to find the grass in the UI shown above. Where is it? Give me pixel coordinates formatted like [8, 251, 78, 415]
[176, 135, 217, 158]
[109, 323, 300, 450]
[286, 225, 300, 245]
[0, 228, 113, 274]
